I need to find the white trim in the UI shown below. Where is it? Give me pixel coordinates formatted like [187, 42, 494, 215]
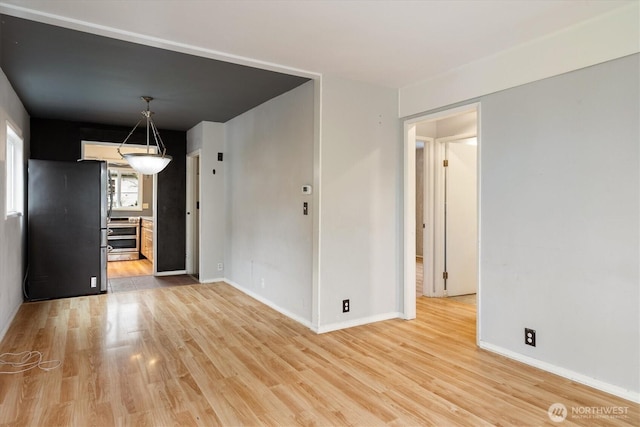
[197, 276, 224, 283]
[421, 137, 435, 297]
[479, 341, 640, 404]
[475, 105, 483, 346]
[5, 121, 24, 217]
[311, 77, 323, 331]
[402, 123, 417, 320]
[224, 279, 313, 330]
[155, 269, 187, 277]
[0, 3, 321, 81]
[314, 312, 403, 334]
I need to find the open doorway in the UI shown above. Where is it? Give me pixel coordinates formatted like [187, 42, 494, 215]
[404, 104, 479, 322]
[82, 141, 156, 281]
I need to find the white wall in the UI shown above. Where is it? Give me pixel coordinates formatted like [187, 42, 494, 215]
[479, 54, 639, 400]
[186, 121, 225, 282]
[225, 81, 314, 324]
[436, 111, 477, 138]
[400, 2, 639, 118]
[0, 68, 30, 341]
[317, 75, 400, 332]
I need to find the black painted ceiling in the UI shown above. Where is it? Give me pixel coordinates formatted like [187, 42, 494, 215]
[0, 14, 310, 131]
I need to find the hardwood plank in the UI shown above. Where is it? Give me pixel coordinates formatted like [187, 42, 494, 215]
[0, 282, 637, 426]
[107, 259, 153, 278]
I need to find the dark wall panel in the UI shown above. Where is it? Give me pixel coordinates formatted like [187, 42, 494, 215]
[30, 118, 186, 273]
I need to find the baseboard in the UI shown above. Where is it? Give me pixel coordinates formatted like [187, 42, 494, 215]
[223, 279, 313, 329]
[198, 276, 225, 283]
[155, 270, 187, 277]
[0, 303, 21, 344]
[314, 312, 403, 334]
[479, 341, 640, 403]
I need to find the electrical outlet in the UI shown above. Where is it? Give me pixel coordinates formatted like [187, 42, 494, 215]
[217, 262, 223, 271]
[342, 299, 350, 313]
[260, 278, 265, 289]
[90, 277, 97, 288]
[525, 328, 536, 347]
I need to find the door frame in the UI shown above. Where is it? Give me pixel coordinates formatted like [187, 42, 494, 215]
[402, 103, 481, 341]
[416, 136, 434, 298]
[186, 150, 201, 277]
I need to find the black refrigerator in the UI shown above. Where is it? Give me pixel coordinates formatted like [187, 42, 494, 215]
[27, 159, 108, 300]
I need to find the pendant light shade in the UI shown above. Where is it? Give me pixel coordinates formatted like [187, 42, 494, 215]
[118, 96, 172, 175]
[121, 153, 172, 175]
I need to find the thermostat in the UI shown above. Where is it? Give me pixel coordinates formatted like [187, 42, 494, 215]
[302, 185, 312, 195]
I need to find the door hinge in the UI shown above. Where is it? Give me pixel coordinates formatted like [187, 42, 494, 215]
[443, 159, 449, 167]
[443, 271, 449, 280]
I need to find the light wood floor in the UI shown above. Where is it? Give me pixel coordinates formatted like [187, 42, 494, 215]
[107, 259, 153, 278]
[0, 283, 637, 426]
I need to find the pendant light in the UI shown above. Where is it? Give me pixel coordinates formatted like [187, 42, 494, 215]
[118, 96, 172, 174]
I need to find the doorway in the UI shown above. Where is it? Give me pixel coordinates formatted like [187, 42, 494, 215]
[186, 151, 201, 278]
[403, 104, 479, 325]
[82, 141, 157, 281]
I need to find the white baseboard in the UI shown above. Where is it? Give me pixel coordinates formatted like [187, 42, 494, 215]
[198, 276, 225, 283]
[223, 279, 312, 329]
[0, 303, 21, 344]
[206, 280, 401, 335]
[314, 312, 403, 334]
[155, 270, 187, 277]
[479, 341, 640, 403]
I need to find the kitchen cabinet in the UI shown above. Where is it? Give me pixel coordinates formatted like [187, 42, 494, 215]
[141, 218, 154, 262]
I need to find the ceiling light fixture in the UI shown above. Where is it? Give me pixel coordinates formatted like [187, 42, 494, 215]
[118, 96, 172, 175]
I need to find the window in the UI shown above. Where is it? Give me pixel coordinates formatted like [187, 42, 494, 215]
[109, 168, 142, 210]
[5, 123, 24, 217]
[82, 141, 148, 212]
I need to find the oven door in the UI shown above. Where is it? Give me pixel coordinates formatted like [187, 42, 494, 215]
[107, 219, 140, 260]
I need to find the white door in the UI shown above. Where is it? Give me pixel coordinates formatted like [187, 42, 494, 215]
[444, 138, 477, 296]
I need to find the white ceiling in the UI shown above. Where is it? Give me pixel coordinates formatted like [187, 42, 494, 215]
[0, 0, 632, 89]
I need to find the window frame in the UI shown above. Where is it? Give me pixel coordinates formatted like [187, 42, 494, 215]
[109, 166, 143, 211]
[5, 122, 24, 218]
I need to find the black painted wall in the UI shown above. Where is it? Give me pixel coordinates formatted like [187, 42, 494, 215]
[30, 118, 186, 273]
